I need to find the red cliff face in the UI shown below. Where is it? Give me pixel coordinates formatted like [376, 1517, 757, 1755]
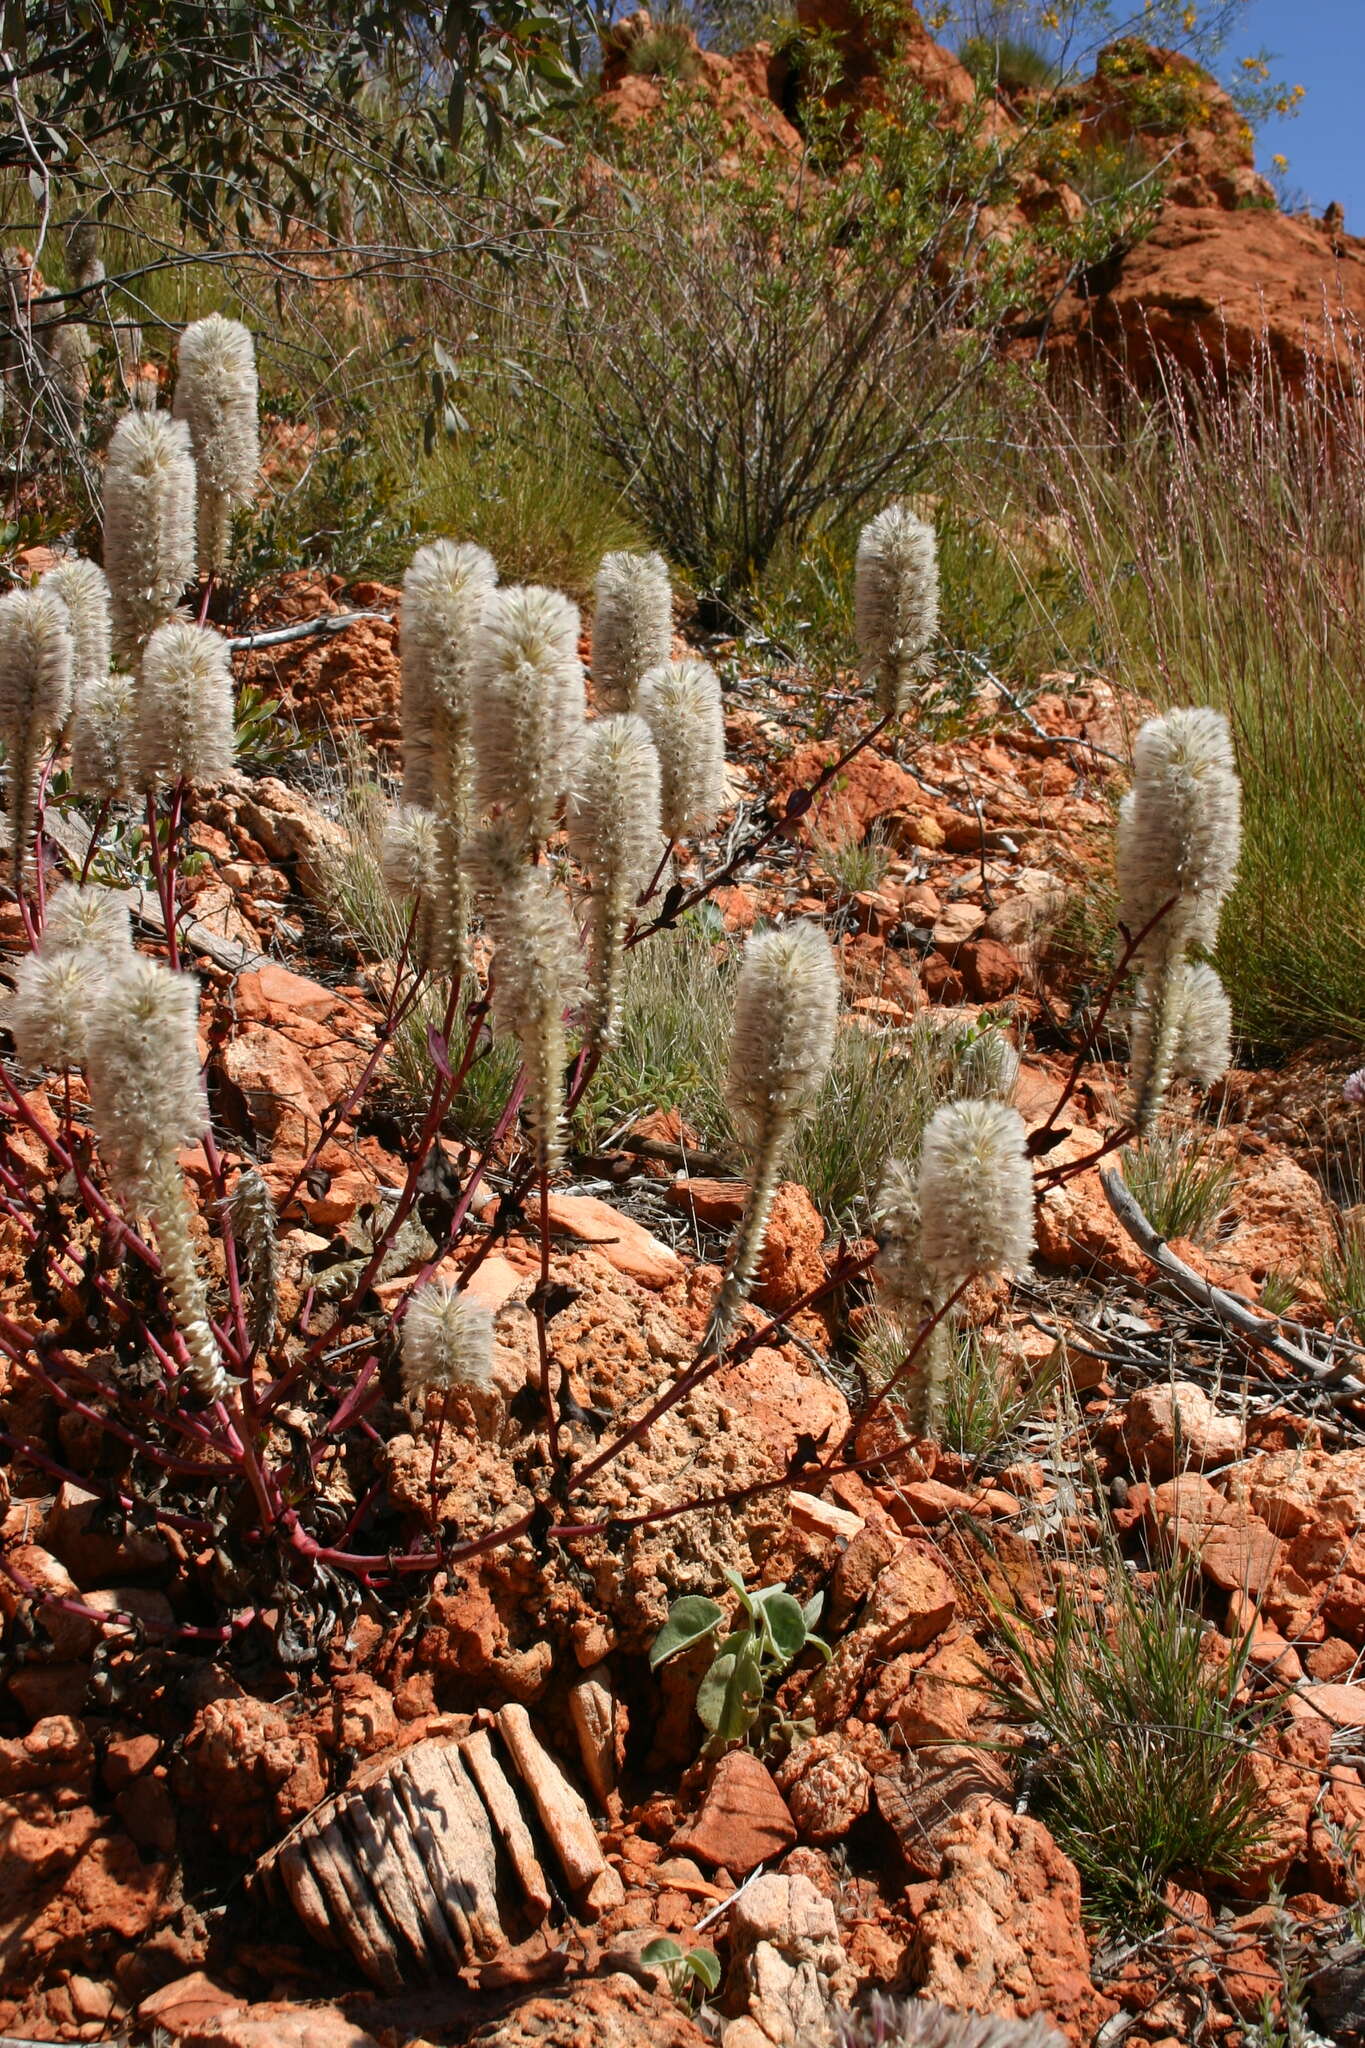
[596, 6, 1365, 388]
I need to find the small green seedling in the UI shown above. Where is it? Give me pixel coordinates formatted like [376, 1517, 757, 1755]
[650, 1568, 830, 1754]
[640, 1937, 721, 2007]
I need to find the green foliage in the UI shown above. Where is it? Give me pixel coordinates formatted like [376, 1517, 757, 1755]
[811, 820, 893, 901]
[233, 683, 300, 776]
[651, 1569, 830, 1755]
[553, 79, 1148, 609]
[989, 1550, 1267, 1927]
[5, 0, 582, 240]
[1120, 1122, 1235, 1245]
[1322, 1215, 1365, 1342]
[626, 22, 704, 79]
[640, 1938, 722, 2005]
[959, 33, 1062, 92]
[1095, 36, 1215, 135]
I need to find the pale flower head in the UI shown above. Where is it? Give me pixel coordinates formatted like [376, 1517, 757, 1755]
[401, 1283, 494, 1397]
[916, 1097, 1034, 1292]
[173, 314, 260, 573]
[638, 657, 727, 840]
[855, 503, 940, 717]
[136, 618, 235, 788]
[591, 549, 672, 713]
[727, 923, 840, 1153]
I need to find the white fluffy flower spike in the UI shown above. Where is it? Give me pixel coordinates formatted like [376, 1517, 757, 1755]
[102, 409, 197, 663]
[638, 658, 727, 841]
[137, 619, 235, 788]
[470, 585, 585, 850]
[591, 550, 672, 713]
[173, 315, 260, 574]
[855, 504, 940, 717]
[0, 586, 74, 889]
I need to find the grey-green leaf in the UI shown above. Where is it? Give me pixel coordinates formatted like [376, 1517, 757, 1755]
[650, 1595, 725, 1669]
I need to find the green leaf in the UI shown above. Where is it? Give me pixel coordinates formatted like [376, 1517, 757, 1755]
[686, 1946, 721, 1991]
[801, 1590, 825, 1631]
[697, 1642, 763, 1740]
[641, 1937, 684, 1965]
[757, 1590, 809, 1665]
[649, 1595, 724, 1669]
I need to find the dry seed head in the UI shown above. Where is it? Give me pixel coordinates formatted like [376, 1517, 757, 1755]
[224, 1164, 279, 1351]
[70, 671, 136, 800]
[1116, 707, 1242, 955]
[86, 957, 208, 1200]
[7, 950, 108, 1070]
[830, 1991, 1066, 2048]
[855, 504, 940, 718]
[41, 880, 133, 965]
[400, 538, 496, 806]
[401, 1283, 494, 1397]
[471, 585, 586, 846]
[638, 657, 726, 840]
[565, 713, 662, 1042]
[591, 550, 672, 713]
[137, 619, 235, 787]
[916, 1097, 1034, 1292]
[102, 409, 197, 663]
[726, 923, 840, 1154]
[42, 558, 111, 686]
[173, 315, 260, 574]
[1128, 957, 1233, 1123]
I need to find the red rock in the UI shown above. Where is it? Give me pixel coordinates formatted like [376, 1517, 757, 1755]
[931, 901, 986, 950]
[672, 1750, 797, 1875]
[775, 1734, 871, 1844]
[864, 1543, 956, 1653]
[1147, 1474, 1282, 1596]
[0, 1714, 93, 1794]
[774, 741, 921, 840]
[1295, 1683, 1365, 1732]
[958, 936, 1026, 1002]
[796, 0, 975, 125]
[44, 1481, 169, 1587]
[1117, 1381, 1245, 1482]
[544, 1192, 683, 1288]
[911, 1804, 1114, 2043]
[751, 1181, 826, 1314]
[920, 953, 965, 1005]
[176, 1696, 326, 1858]
[180, 2008, 381, 2048]
[598, 13, 801, 158]
[1047, 200, 1365, 393]
[138, 1974, 236, 2034]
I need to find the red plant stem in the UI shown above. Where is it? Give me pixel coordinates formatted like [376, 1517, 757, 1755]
[293, 974, 471, 1372]
[0, 1343, 226, 1480]
[79, 800, 111, 883]
[628, 710, 893, 947]
[145, 779, 187, 970]
[1033, 1124, 1134, 1192]
[0, 1062, 160, 1271]
[0, 1420, 217, 1535]
[1036, 896, 1177, 1138]
[535, 1161, 559, 1468]
[196, 574, 216, 629]
[638, 838, 676, 908]
[274, 956, 429, 1213]
[390, 1070, 528, 1313]
[0, 1547, 250, 1645]
[823, 1275, 973, 1471]
[201, 1128, 250, 1367]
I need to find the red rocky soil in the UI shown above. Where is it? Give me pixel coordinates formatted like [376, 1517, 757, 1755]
[4, 585, 1365, 2048]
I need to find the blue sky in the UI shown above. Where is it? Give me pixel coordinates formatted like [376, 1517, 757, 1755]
[1226, 0, 1363, 223]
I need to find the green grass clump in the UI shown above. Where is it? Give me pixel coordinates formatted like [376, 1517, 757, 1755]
[1120, 1122, 1236, 1244]
[958, 33, 1061, 93]
[626, 22, 703, 80]
[1322, 1215, 1365, 1340]
[990, 1553, 1266, 1928]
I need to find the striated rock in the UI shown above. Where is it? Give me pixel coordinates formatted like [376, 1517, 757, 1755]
[775, 742, 922, 841]
[874, 1746, 1011, 1880]
[812, 1542, 955, 1723]
[1147, 1473, 1282, 1596]
[217, 965, 378, 1155]
[1116, 1381, 1245, 1481]
[673, 1750, 797, 1874]
[911, 1805, 1112, 2044]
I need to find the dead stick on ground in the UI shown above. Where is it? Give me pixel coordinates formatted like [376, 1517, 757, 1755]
[1101, 1168, 1364, 1398]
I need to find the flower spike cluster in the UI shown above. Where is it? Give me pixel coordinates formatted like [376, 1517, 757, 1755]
[591, 550, 672, 712]
[638, 657, 727, 841]
[565, 712, 662, 1045]
[470, 585, 585, 851]
[0, 586, 74, 890]
[136, 619, 236, 788]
